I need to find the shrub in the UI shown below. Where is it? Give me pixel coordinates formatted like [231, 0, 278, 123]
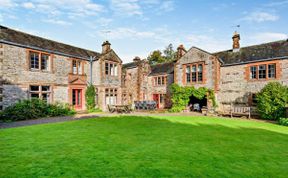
[0, 99, 75, 121]
[256, 82, 288, 120]
[88, 107, 102, 113]
[169, 84, 217, 112]
[85, 84, 96, 110]
[279, 118, 288, 126]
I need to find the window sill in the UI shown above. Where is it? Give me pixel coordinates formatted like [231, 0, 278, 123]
[248, 78, 276, 82]
[29, 69, 51, 73]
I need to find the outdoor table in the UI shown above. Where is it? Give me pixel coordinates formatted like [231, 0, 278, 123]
[113, 104, 131, 113]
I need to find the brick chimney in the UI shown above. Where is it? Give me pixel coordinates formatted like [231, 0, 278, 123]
[133, 56, 141, 62]
[102, 41, 111, 54]
[232, 31, 240, 52]
[177, 44, 186, 59]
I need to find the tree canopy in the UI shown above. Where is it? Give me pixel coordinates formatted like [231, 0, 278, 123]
[147, 43, 177, 64]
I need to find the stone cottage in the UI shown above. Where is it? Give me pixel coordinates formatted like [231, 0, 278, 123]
[0, 25, 122, 111]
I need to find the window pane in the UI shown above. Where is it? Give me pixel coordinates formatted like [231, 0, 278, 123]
[42, 86, 50, 91]
[192, 65, 197, 82]
[186, 66, 191, 73]
[30, 85, 39, 91]
[268, 64, 276, 78]
[192, 65, 196, 72]
[258, 65, 266, 79]
[30, 52, 39, 69]
[31, 93, 39, 99]
[42, 93, 50, 103]
[158, 77, 161, 85]
[105, 63, 109, 75]
[0, 95, 2, 102]
[250, 66, 257, 79]
[41, 54, 49, 70]
[198, 64, 203, 82]
[0, 88, 3, 94]
[72, 60, 77, 74]
[110, 63, 113, 75]
[78, 61, 82, 75]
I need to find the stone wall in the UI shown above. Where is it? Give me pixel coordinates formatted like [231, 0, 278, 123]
[174, 47, 219, 90]
[217, 59, 288, 113]
[1, 43, 89, 109]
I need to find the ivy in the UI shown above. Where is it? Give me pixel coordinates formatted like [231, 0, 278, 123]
[85, 84, 96, 110]
[169, 83, 217, 112]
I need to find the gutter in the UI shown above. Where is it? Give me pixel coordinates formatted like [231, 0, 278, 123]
[0, 39, 99, 61]
[221, 56, 288, 67]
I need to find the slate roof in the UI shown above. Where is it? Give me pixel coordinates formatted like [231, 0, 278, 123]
[213, 39, 288, 66]
[0, 25, 100, 60]
[149, 61, 175, 76]
[122, 61, 139, 69]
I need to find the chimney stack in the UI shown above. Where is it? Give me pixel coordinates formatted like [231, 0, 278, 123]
[177, 44, 186, 59]
[102, 41, 111, 54]
[133, 56, 141, 62]
[232, 31, 240, 52]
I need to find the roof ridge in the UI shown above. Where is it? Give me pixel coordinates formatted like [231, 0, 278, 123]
[1, 25, 99, 55]
[213, 39, 287, 54]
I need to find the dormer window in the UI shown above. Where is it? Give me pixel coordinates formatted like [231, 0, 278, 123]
[71, 60, 83, 75]
[105, 62, 118, 76]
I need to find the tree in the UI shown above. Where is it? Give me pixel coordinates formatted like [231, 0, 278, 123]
[147, 50, 166, 65]
[256, 82, 288, 120]
[163, 43, 176, 62]
[85, 84, 96, 110]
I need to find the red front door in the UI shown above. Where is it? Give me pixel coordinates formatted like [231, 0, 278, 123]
[72, 89, 82, 109]
[153, 94, 159, 109]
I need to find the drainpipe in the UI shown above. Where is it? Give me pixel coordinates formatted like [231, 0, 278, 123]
[89, 56, 98, 85]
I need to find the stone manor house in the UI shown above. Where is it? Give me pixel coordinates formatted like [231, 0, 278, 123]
[1, 25, 287, 113]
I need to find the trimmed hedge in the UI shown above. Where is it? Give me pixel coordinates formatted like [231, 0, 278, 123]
[0, 99, 76, 121]
[85, 84, 96, 110]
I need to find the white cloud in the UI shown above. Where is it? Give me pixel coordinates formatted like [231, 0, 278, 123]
[242, 12, 279, 22]
[185, 34, 231, 52]
[17, 0, 104, 17]
[0, 0, 16, 8]
[22, 2, 35, 9]
[248, 32, 288, 44]
[42, 19, 72, 26]
[265, 0, 288, 7]
[159, 0, 174, 12]
[110, 0, 142, 16]
[98, 27, 155, 40]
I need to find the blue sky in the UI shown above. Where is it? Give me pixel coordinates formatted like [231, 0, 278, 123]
[0, 0, 287, 63]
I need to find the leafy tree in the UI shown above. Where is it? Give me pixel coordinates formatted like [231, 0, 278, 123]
[85, 84, 96, 110]
[147, 50, 166, 64]
[256, 82, 288, 120]
[163, 43, 176, 62]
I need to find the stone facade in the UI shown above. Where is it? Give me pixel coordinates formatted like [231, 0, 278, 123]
[1, 26, 287, 114]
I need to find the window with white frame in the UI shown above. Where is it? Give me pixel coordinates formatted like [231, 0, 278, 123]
[29, 51, 50, 71]
[29, 85, 51, 103]
[105, 88, 117, 105]
[154, 76, 167, 86]
[249, 63, 276, 80]
[105, 62, 118, 76]
[72, 60, 83, 75]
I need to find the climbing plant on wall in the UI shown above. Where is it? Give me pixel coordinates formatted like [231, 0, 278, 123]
[169, 83, 217, 112]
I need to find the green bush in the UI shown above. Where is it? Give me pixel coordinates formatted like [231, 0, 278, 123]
[279, 118, 288, 126]
[169, 83, 217, 112]
[85, 84, 96, 110]
[0, 99, 75, 121]
[88, 107, 102, 113]
[256, 82, 288, 120]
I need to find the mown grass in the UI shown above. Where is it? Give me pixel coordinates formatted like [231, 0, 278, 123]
[0, 116, 287, 177]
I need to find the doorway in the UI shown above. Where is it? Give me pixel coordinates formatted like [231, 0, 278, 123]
[72, 89, 82, 109]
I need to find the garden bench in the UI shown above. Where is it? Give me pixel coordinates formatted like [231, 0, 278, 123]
[230, 106, 251, 118]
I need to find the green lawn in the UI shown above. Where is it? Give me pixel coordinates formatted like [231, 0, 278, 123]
[1, 116, 288, 178]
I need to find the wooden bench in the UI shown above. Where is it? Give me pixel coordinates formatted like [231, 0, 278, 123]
[230, 106, 251, 118]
